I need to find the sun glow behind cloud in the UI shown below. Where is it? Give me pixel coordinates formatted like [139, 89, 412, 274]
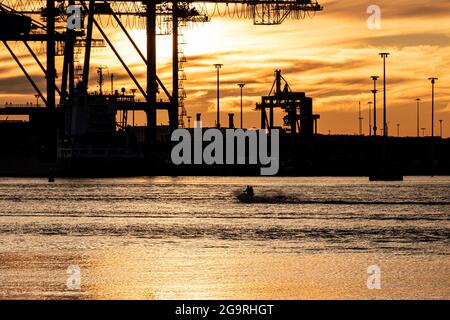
[0, 0, 449, 136]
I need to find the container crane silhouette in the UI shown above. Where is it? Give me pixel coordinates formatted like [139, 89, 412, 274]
[0, 0, 323, 155]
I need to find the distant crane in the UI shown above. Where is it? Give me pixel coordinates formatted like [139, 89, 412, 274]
[256, 70, 320, 137]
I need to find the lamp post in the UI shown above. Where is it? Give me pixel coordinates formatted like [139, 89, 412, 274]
[237, 83, 245, 129]
[214, 64, 223, 128]
[358, 101, 364, 135]
[34, 94, 40, 107]
[421, 128, 426, 137]
[379, 52, 390, 137]
[371, 76, 379, 136]
[131, 89, 137, 127]
[439, 119, 443, 138]
[416, 98, 421, 137]
[397, 123, 400, 137]
[429, 77, 438, 137]
[368, 101, 372, 136]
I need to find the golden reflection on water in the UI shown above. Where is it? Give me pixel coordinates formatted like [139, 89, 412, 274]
[1, 240, 449, 300]
[1, 177, 449, 300]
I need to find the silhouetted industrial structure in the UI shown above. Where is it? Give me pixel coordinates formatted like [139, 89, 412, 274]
[0, 1, 449, 177]
[257, 70, 319, 138]
[0, 0, 324, 175]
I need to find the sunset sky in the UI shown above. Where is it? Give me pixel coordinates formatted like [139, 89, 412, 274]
[0, 0, 449, 136]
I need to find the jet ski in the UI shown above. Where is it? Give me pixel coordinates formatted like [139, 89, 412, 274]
[237, 193, 255, 203]
[237, 186, 255, 203]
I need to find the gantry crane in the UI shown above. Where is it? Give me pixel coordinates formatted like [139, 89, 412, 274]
[257, 69, 320, 137]
[0, 0, 322, 158]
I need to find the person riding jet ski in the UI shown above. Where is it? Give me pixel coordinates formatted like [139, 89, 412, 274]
[244, 185, 254, 197]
